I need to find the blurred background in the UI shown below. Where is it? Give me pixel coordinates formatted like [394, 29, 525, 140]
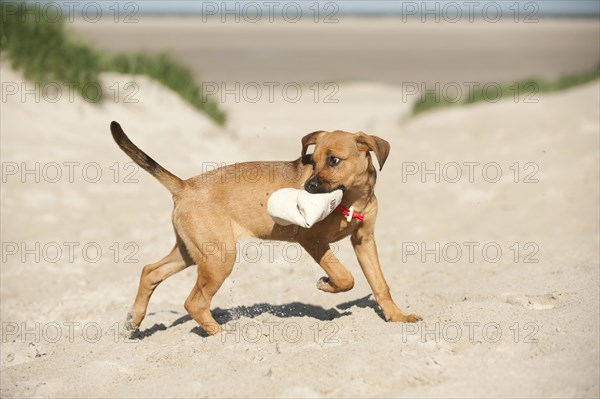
[1, 1, 599, 398]
[70, 0, 600, 85]
[2, 0, 600, 128]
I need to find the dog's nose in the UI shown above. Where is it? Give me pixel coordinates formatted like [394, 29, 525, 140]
[304, 178, 319, 193]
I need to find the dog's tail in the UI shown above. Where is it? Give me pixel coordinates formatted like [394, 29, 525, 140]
[110, 121, 183, 194]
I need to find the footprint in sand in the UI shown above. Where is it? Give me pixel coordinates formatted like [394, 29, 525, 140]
[502, 292, 561, 310]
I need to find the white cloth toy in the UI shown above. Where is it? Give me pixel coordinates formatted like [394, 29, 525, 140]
[267, 188, 343, 228]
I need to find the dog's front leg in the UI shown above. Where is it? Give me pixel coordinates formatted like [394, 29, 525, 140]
[351, 225, 421, 323]
[300, 240, 355, 293]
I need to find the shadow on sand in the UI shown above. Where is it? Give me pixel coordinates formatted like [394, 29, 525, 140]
[133, 295, 383, 339]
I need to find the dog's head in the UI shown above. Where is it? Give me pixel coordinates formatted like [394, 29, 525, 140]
[301, 130, 390, 194]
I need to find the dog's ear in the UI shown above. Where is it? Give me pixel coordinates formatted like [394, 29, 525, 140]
[301, 131, 325, 157]
[355, 132, 391, 171]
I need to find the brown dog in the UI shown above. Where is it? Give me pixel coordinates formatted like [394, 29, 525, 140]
[110, 121, 421, 335]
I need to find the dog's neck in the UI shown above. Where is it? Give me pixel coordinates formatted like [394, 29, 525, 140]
[342, 162, 377, 212]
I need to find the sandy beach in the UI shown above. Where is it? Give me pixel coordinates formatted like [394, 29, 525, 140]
[70, 17, 600, 85]
[1, 16, 599, 398]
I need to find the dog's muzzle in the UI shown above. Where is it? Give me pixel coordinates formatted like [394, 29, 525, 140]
[304, 177, 322, 194]
[304, 177, 345, 194]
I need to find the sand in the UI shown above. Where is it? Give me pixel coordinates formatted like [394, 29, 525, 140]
[70, 17, 600, 85]
[1, 18, 599, 399]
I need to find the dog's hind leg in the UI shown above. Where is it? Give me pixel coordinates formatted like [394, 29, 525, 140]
[183, 236, 237, 336]
[126, 243, 192, 331]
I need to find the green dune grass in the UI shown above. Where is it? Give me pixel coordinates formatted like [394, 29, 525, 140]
[412, 64, 600, 116]
[0, 2, 226, 125]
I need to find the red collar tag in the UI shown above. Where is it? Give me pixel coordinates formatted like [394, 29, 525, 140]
[336, 205, 365, 222]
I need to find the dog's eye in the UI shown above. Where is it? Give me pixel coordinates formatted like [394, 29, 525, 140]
[327, 156, 341, 167]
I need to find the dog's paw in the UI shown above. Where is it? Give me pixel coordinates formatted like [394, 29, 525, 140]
[387, 313, 422, 323]
[316, 276, 354, 293]
[316, 276, 343, 293]
[316, 276, 331, 291]
[124, 312, 141, 333]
